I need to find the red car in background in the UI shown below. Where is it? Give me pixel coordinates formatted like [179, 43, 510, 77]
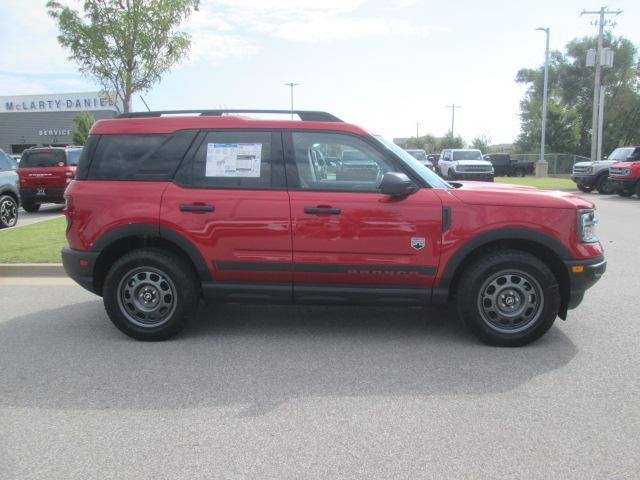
[18, 146, 82, 212]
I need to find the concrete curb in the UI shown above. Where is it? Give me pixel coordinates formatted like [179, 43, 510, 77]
[0, 263, 66, 277]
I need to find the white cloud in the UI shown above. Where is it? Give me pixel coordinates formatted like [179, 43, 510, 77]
[182, 0, 428, 63]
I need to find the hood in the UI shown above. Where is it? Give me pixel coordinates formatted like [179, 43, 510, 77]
[454, 159, 492, 166]
[449, 181, 594, 209]
[574, 160, 616, 167]
[612, 161, 640, 168]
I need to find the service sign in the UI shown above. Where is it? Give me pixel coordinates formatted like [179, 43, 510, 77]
[0, 92, 120, 113]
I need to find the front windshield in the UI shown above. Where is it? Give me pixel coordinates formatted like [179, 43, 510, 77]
[453, 150, 483, 161]
[374, 136, 450, 188]
[608, 147, 634, 162]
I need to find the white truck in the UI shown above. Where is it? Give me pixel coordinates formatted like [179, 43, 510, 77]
[437, 149, 494, 182]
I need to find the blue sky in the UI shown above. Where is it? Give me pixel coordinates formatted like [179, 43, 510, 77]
[0, 0, 637, 145]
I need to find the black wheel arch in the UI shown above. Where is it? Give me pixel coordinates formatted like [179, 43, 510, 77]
[433, 228, 572, 319]
[90, 224, 211, 295]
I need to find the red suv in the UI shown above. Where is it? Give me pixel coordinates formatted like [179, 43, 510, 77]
[18, 146, 83, 212]
[61, 110, 606, 346]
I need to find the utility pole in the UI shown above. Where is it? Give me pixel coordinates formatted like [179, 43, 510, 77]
[284, 82, 299, 119]
[536, 27, 550, 177]
[416, 122, 421, 139]
[581, 7, 622, 160]
[445, 104, 461, 137]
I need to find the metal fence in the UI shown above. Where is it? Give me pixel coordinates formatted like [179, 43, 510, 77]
[510, 154, 591, 175]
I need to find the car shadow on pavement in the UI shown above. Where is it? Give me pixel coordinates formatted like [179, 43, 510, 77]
[0, 300, 577, 416]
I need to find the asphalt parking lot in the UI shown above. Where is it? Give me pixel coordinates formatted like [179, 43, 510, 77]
[1, 193, 639, 479]
[16, 204, 64, 227]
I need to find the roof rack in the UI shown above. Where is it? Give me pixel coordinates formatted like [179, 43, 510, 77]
[116, 109, 343, 122]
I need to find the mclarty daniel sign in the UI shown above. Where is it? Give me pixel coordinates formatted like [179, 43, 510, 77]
[0, 92, 120, 113]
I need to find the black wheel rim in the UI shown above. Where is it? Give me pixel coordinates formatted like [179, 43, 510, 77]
[117, 267, 177, 328]
[477, 270, 544, 333]
[0, 198, 17, 227]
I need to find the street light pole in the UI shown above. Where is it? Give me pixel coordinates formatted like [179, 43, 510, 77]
[416, 122, 421, 139]
[284, 82, 299, 120]
[536, 27, 550, 176]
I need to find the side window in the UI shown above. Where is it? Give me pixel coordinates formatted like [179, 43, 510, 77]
[189, 131, 274, 189]
[88, 131, 196, 180]
[0, 153, 9, 171]
[442, 151, 451, 161]
[290, 131, 395, 191]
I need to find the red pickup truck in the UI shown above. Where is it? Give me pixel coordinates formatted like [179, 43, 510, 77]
[61, 110, 605, 346]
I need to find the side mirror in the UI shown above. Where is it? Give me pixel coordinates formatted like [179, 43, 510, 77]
[379, 172, 416, 196]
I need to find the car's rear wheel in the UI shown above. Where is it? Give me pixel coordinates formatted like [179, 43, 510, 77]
[22, 201, 40, 213]
[0, 195, 18, 228]
[103, 248, 199, 341]
[595, 175, 614, 194]
[514, 168, 526, 177]
[456, 250, 560, 347]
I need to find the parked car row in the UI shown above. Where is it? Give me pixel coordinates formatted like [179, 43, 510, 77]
[0, 145, 83, 228]
[571, 146, 640, 197]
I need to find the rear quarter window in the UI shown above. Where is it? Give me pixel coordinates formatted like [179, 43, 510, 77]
[87, 131, 197, 181]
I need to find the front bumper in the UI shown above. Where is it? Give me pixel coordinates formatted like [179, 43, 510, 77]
[571, 174, 597, 187]
[564, 256, 606, 310]
[607, 178, 635, 192]
[61, 247, 100, 295]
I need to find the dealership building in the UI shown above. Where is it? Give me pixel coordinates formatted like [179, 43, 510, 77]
[0, 92, 119, 154]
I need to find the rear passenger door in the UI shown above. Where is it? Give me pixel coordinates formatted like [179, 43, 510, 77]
[160, 130, 293, 302]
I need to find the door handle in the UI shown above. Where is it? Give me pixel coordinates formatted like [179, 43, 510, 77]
[180, 203, 215, 212]
[304, 206, 341, 215]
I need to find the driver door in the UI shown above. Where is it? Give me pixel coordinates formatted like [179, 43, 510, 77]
[284, 131, 443, 302]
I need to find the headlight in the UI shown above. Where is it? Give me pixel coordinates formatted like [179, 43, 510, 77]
[622, 168, 631, 176]
[578, 209, 598, 243]
[585, 166, 593, 174]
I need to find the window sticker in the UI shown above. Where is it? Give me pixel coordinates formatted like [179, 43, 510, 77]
[205, 143, 262, 177]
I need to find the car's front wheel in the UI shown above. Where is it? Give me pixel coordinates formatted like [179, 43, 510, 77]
[103, 248, 200, 341]
[456, 250, 560, 347]
[0, 195, 18, 228]
[577, 185, 593, 193]
[618, 189, 633, 198]
[595, 175, 614, 194]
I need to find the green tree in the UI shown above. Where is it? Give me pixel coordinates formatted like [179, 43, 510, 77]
[516, 34, 640, 156]
[47, 0, 200, 112]
[440, 132, 465, 149]
[471, 135, 491, 153]
[71, 112, 95, 145]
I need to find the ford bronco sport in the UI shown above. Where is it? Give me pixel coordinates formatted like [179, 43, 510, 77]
[437, 149, 494, 181]
[571, 147, 638, 195]
[61, 110, 605, 346]
[18, 146, 83, 212]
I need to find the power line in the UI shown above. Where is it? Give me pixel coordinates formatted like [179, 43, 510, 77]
[445, 104, 461, 137]
[581, 6, 622, 160]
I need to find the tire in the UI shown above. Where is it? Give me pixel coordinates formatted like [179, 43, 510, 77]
[514, 168, 526, 178]
[618, 190, 633, 198]
[456, 250, 560, 347]
[0, 195, 18, 228]
[448, 169, 457, 180]
[577, 185, 593, 193]
[102, 248, 200, 341]
[595, 175, 614, 195]
[22, 201, 40, 213]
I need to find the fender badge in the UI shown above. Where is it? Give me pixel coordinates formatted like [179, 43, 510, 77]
[411, 237, 426, 250]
